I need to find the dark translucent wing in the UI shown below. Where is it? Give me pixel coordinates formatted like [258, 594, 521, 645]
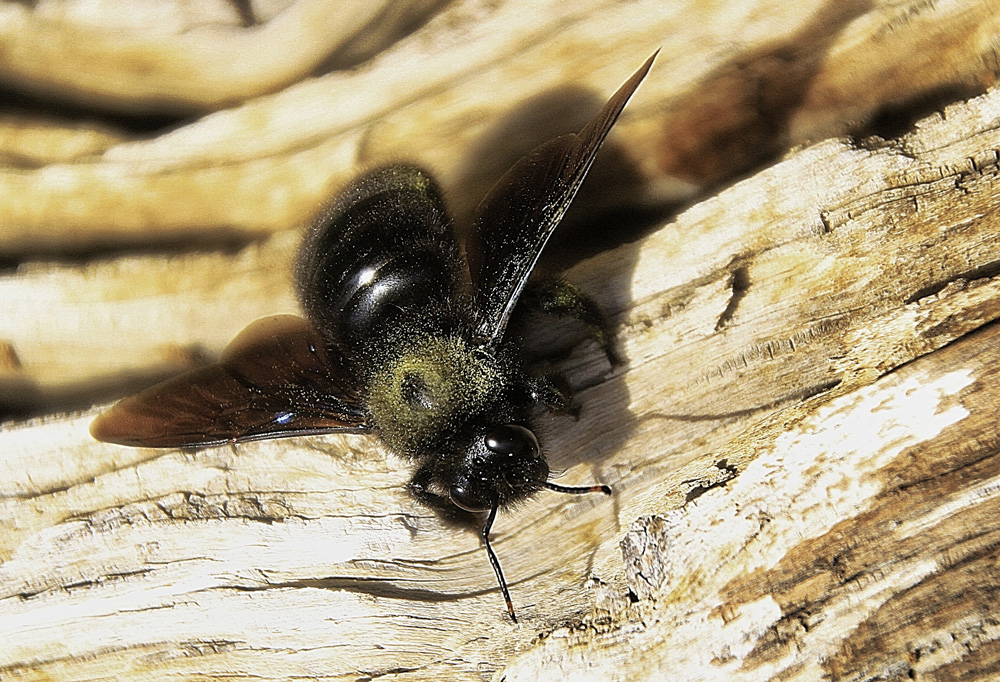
[90, 315, 369, 447]
[468, 52, 657, 345]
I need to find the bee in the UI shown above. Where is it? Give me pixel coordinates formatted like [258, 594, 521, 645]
[91, 53, 656, 622]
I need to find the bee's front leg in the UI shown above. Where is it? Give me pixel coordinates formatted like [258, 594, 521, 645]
[408, 464, 473, 523]
[525, 375, 579, 418]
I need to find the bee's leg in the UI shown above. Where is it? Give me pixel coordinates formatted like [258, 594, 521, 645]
[408, 465, 445, 507]
[408, 464, 470, 523]
[520, 277, 622, 366]
[525, 375, 579, 417]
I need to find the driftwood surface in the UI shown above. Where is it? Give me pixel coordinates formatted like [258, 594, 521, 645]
[3, 1, 1000, 680]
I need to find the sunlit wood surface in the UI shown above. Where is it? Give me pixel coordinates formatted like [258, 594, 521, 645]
[3, 1, 1000, 679]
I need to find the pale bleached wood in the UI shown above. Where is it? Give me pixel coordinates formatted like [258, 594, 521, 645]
[1, 231, 301, 401]
[0, 112, 128, 165]
[0, 0, 420, 112]
[4, 73, 1000, 681]
[504, 324, 1000, 681]
[1, 0, 998, 252]
[4, 0, 1000, 400]
[4, 2, 1000, 680]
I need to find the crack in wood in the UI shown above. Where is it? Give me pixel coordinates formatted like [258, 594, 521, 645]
[905, 259, 1000, 304]
[715, 264, 751, 332]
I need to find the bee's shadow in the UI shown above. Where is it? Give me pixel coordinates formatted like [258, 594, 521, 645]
[447, 84, 667, 270]
[524, 278, 640, 485]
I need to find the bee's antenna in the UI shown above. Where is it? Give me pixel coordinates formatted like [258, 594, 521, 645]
[482, 505, 518, 623]
[542, 481, 612, 496]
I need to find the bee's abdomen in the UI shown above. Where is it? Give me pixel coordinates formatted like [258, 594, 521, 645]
[331, 247, 459, 352]
[296, 166, 466, 356]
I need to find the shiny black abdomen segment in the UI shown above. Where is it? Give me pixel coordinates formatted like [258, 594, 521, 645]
[334, 247, 460, 353]
[296, 166, 467, 358]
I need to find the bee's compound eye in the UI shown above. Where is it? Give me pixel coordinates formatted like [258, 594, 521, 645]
[449, 483, 491, 513]
[484, 424, 539, 459]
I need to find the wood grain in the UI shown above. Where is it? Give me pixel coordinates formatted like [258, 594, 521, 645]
[3, 0, 1000, 680]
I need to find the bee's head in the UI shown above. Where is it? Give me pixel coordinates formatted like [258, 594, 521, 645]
[448, 424, 549, 513]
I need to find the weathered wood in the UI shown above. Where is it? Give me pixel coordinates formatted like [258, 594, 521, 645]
[5, 0, 1000, 404]
[3, 1, 1000, 681]
[0, 0, 430, 112]
[507, 323, 1000, 681]
[4, 86, 1000, 679]
[1, 0, 997, 253]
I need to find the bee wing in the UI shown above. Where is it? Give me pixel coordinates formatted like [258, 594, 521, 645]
[467, 52, 656, 345]
[90, 315, 369, 447]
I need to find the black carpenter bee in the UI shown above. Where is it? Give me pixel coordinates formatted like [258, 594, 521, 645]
[91, 53, 655, 622]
